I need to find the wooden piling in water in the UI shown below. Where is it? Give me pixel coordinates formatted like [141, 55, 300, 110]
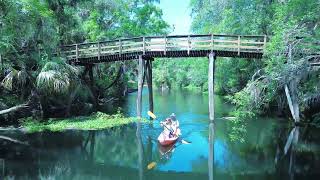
[137, 55, 144, 117]
[146, 59, 154, 113]
[208, 53, 216, 121]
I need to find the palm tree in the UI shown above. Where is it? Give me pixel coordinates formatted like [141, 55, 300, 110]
[36, 61, 85, 116]
[36, 61, 80, 94]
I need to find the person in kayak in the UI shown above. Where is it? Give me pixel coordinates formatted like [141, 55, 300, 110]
[160, 118, 175, 138]
[160, 114, 181, 138]
[170, 113, 181, 136]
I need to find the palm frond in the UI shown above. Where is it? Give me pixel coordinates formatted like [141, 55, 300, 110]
[37, 70, 56, 88]
[37, 68, 74, 94]
[53, 78, 70, 93]
[1, 70, 17, 90]
[37, 70, 69, 93]
[17, 69, 28, 87]
[36, 61, 81, 94]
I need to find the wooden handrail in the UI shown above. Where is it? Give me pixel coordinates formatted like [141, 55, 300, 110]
[187, 35, 191, 55]
[143, 37, 146, 55]
[75, 44, 79, 61]
[119, 39, 122, 57]
[164, 36, 167, 55]
[98, 42, 101, 61]
[57, 34, 267, 60]
[59, 34, 266, 48]
[238, 36, 241, 56]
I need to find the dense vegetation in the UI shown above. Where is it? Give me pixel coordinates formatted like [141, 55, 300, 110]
[0, 0, 169, 125]
[150, 0, 320, 140]
[154, 1, 319, 119]
[190, 0, 319, 121]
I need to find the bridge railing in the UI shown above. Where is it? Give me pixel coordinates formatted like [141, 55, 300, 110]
[60, 34, 266, 60]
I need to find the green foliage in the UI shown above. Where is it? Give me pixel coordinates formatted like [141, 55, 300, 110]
[0, 0, 169, 121]
[153, 58, 209, 90]
[78, 0, 169, 41]
[21, 111, 147, 132]
[1, 0, 169, 72]
[189, 0, 320, 141]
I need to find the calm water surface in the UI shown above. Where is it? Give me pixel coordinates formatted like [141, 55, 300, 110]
[0, 89, 319, 179]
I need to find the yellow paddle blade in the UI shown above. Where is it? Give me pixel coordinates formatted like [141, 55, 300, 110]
[147, 162, 157, 170]
[147, 111, 156, 119]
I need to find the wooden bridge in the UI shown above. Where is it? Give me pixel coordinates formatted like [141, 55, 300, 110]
[60, 34, 267, 120]
[60, 34, 267, 65]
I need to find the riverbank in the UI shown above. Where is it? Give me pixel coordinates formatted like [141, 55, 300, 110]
[20, 112, 146, 133]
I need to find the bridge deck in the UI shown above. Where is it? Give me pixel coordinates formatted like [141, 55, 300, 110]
[60, 34, 267, 65]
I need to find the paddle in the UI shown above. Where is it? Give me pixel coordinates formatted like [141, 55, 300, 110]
[148, 111, 156, 119]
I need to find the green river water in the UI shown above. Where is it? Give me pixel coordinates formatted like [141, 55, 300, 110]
[0, 89, 319, 179]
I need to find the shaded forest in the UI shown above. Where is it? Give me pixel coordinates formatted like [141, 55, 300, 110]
[0, 0, 169, 124]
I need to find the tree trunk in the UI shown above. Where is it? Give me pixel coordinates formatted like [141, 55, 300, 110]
[0, 90, 42, 124]
[285, 44, 300, 123]
[0, 104, 29, 115]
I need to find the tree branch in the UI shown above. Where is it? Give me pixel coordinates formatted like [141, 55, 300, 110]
[0, 135, 29, 145]
[0, 103, 29, 115]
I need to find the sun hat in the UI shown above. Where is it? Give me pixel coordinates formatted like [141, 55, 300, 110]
[170, 113, 176, 121]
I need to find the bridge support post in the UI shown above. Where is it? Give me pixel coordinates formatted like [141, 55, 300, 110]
[87, 65, 98, 109]
[145, 59, 154, 113]
[137, 55, 145, 118]
[208, 53, 216, 121]
[88, 65, 94, 87]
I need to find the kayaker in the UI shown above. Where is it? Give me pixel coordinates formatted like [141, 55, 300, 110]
[160, 118, 175, 138]
[170, 113, 181, 136]
[158, 115, 182, 146]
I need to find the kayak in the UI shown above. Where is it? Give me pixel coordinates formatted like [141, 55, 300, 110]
[157, 130, 180, 146]
[157, 132, 178, 146]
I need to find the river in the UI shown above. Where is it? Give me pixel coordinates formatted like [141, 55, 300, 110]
[0, 88, 319, 179]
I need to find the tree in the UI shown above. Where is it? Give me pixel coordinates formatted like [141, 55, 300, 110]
[0, 0, 169, 123]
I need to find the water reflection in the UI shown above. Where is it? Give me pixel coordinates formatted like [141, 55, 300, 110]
[1, 121, 320, 179]
[1, 89, 320, 179]
[136, 120, 144, 180]
[208, 122, 214, 180]
[89, 131, 96, 160]
[158, 143, 176, 160]
[0, 159, 4, 177]
[284, 127, 300, 180]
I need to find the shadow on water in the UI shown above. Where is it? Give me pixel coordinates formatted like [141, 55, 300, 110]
[0, 89, 320, 179]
